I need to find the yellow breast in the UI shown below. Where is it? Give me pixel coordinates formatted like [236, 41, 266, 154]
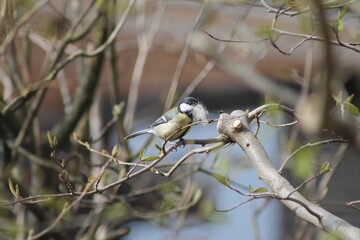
[154, 113, 192, 141]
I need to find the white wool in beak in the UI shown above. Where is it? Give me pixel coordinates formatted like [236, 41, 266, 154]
[192, 104, 208, 123]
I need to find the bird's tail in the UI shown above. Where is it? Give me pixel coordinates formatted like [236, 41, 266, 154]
[124, 129, 151, 140]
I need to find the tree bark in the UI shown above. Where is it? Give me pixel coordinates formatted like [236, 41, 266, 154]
[217, 110, 360, 240]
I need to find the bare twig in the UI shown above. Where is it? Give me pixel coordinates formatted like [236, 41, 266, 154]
[254, 115, 261, 137]
[278, 139, 350, 174]
[50, 0, 98, 69]
[131, 186, 201, 219]
[5, 134, 225, 206]
[217, 184, 322, 221]
[91, 114, 120, 143]
[0, 0, 50, 55]
[44, 0, 135, 84]
[347, 201, 360, 213]
[127, 166, 202, 198]
[6, 140, 58, 170]
[259, 0, 356, 16]
[124, 0, 165, 128]
[179, 40, 227, 100]
[27, 181, 94, 240]
[95, 158, 113, 193]
[260, 0, 300, 16]
[269, 7, 314, 55]
[270, 30, 318, 55]
[180, 6, 258, 100]
[272, 28, 360, 53]
[287, 167, 332, 198]
[259, 119, 298, 128]
[0, 0, 8, 30]
[248, 103, 296, 121]
[50, 144, 75, 195]
[75, 136, 147, 168]
[203, 3, 359, 56]
[201, 30, 268, 43]
[164, 0, 211, 110]
[156, 142, 226, 177]
[5, 144, 174, 205]
[315, 143, 348, 202]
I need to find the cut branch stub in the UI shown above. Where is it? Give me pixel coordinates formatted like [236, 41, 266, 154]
[217, 110, 249, 141]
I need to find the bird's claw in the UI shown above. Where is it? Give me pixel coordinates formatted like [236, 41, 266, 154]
[177, 138, 186, 148]
[168, 138, 185, 151]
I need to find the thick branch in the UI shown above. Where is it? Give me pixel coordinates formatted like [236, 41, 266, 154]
[217, 110, 360, 239]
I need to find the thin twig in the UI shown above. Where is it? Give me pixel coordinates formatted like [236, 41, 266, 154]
[248, 103, 296, 121]
[6, 141, 58, 170]
[202, 30, 268, 43]
[75, 137, 147, 168]
[6, 134, 225, 206]
[259, 0, 356, 16]
[273, 28, 360, 53]
[254, 115, 261, 137]
[50, 144, 75, 195]
[157, 142, 226, 177]
[124, 0, 164, 128]
[260, 0, 300, 16]
[278, 139, 350, 174]
[315, 143, 348, 202]
[219, 184, 322, 221]
[180, 6, 256, 100]
[0, 0, 50, 55]
[346, 201, 360, 213]
[50, 0, 98, 68]
[91, 115, 119, 143]
[259, 119, 298, 128]
[95, 158, 113, 193]
[287, 167, 332, 198]
[27, 181, 94, 240]
[270, 31, 318, 55]
[45, 0, 135, 83]
[179, 40, 227, 100]
[164, 0, 211, 110]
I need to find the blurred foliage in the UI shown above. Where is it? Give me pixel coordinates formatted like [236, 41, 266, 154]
[292, 144, 316, 180]
[197, 198, 216, 222]
[255, 23, 272, 38]
[213, 148, 230, 175]
[318, 231, 341, 240]
[299, 15, 312, 33]
[103, 203, 129, 220]
[12, 0, 34, 11]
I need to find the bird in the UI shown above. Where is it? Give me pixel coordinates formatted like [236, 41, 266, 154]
[125, 97, 208, 141]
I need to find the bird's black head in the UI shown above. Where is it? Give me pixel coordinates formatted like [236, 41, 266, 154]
[177, 97, 208, 122]
[177, 97, 200, 118]
[182, 97, 199, 106]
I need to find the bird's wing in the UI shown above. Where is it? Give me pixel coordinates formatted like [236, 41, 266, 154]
[150, 107, 177, 128]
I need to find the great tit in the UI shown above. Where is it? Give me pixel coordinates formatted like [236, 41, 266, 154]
[125, 97, 208, 141]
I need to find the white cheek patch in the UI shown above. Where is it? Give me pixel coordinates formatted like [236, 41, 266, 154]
[179, 103, 193, 113]
[192, 104, 208, 123]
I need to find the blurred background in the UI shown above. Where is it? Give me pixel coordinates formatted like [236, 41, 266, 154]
[1, 0, 360, 239]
